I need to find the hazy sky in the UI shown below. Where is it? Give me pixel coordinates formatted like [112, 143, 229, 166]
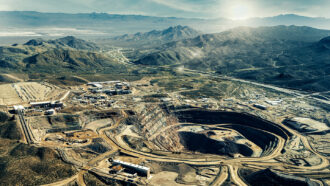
[0, 0, 330, 19]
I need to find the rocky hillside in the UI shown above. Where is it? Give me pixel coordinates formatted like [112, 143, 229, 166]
[0, 111, 77, 185]
[0, 37, 126, 73]
[24, 36, 100, 51]
[135, 25, 330, 91]
[317, 36, 330, 50]
[105, 25, 201, 48]
[24, 48, 119, 72]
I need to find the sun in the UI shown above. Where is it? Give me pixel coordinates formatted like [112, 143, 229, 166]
[228, 2, 253, 20]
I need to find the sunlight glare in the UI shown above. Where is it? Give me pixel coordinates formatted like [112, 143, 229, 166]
[229, 1, 253, 20]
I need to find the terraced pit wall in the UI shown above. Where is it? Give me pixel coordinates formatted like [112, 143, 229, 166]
[134, 104, 183, 151]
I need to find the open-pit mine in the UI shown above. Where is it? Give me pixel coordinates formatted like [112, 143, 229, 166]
[1, 75, 329, 186]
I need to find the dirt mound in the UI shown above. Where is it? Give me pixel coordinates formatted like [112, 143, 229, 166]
[84, 110, 120, 119]
[0, 74, 20, 83]
[86, 142, 109, 154]
[48, 114, 80, 126]
[123, 135, 148, 151]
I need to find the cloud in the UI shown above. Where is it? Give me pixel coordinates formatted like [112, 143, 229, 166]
[148, 0, 211, 12]
[148, 0, 195, 12]
[0, 0, 330, 18]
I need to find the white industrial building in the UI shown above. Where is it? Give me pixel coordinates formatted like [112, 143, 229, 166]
[45, 109, 56, 115]
[30, 101, 52, 108]
[87, 82, 103, 89]
[112, 160, 150, 178]
[265, 100, 282, 106]
[13, 105, 25, 113]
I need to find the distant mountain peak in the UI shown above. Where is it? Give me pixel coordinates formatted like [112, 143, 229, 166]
[166, 25, 186, 30]
[58, 36, 77, 41]
[277, 14, 305, 17]
[24, 38, 46, 46]
[52, 36, 85, 44]
[273, 14, 328, 19]
[110, 25, 201, 48]
[162, 25, 193, 34]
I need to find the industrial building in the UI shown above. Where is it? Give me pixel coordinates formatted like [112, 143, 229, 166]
[111, 159, 150, 178]
[87, 81, 131, 96]
[87, 81, 121, 85]
[265, 100, 282, 106]
[104, 89, 132, 96]
[30, 101, 52, 108]
[87, 82, 103, 88]
[30, 101, 64, 109]
[45, 109, 56, 115]
[253, 104, 267, 110]
[13, 105, 25, 113]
